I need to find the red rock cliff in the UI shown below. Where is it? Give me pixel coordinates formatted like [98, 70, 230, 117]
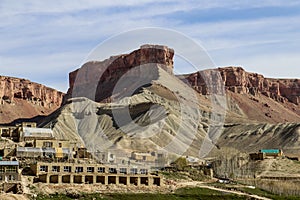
[184, 67, 300, 105]
[67, 44, 174, 102]
[0, 76, 64, 108]
[67, 44, 298, 106]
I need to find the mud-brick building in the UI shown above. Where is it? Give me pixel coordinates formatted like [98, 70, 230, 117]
[0, 161, 20, 182]
[19, 127, 55, 142]
[259, 149, 283, 158]
[30, 162, 162, 186]
[0, 126, 18, 141]
[131, 152, 156, 162]
[15, 125, 75, 159]
[0, 122, 37, 142]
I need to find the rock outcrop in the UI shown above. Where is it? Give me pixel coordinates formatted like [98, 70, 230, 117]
[67, 44, 174, 102]
[0, 76, 64, 108]
[0, 76, 64, 124]
[184, 67, 300, 105]
[40, 44, 300, 159]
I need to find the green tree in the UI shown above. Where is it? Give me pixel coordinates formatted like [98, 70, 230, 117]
[172, 157, 188, 171]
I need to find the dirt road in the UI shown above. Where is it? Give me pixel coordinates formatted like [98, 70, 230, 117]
[177, 181, 272, 200]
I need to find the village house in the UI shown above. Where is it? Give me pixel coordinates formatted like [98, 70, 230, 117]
[0, 160, 20, 182]
[30, 162, 161, 186]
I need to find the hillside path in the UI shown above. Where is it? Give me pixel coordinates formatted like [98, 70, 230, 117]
[177, 181, 272, 200]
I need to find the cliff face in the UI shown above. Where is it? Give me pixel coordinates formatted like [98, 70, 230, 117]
[184, 67, 300, 105]
[66, 44, 299, 123]
[0, 76, 64, 107]
[0, 76, 64, 124]
[41, 44, 300, 158]
[67, 44, 174, 102]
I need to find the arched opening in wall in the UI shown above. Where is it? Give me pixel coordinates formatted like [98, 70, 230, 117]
[85, 175, 94, 184]
[108, 176, 116, 184]
[130, 177, 138, 186]
[74, 175, 83, 184]
[141, 177, 148, 185]
[37, 175, 47, 183]
[96, 176, 105, 184]
[50, 175, 59, 183]
[119, 176, 127, 185]
[153, 177, 160, 186]
[62, 175, 71, 183]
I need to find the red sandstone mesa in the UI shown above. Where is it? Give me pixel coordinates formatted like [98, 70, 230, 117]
[0, 76, 64, 107]
[67, 45, 174, 102]
[67, 45, 299, 106]
[184, 67, 300, 105]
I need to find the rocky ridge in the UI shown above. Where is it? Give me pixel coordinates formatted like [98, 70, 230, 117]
[0, 76, 64, 124]
[67, 45, 299, 108]
[52, 44, 300, 157]
[67, 44, 174, 102]
[184, 67, 300, 105]
[1, 44, 299, 157]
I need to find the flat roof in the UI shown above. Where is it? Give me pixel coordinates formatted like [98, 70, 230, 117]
[260, 149, 281, 153]
[17, 147, 56, 153]
[0, 161, 19, 166]
[22, 127, 54, 138]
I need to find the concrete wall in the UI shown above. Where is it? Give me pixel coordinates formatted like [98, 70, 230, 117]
[131, 152, 156, 162]
[34, 140, 72, 149]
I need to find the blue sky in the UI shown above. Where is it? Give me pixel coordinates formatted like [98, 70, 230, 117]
[0, 0, 300, 92]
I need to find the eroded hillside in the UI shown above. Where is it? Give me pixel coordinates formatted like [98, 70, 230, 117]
[39, 45, 300, 158]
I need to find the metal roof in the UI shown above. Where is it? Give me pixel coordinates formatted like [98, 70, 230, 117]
[22, 127, 54, 138]
[62, 148, 71, 154]
[0, 161, 19, 166]
[17, 147, 55, 153]
[260, 149, 280, 153]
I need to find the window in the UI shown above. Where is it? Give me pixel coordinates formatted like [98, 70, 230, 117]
[140, 169, 148, 174]
[40, 166, 48, 172]
[130, 168, 138, 174]
[43, 142, 52, 148]
[59, 143, 62, 148]
[87, 167, 94, 173]
[64, 166, 71, 172]
[8, 175, 15, 181]
[109, 168, 117, 174]
[119, 168, 127, 174]
[52, 166, 60, 172]
[0, 176, 2, 181]
[0, 166, 5, 173]
[75, 167, 83, 173]
[98, 167, 105, 173]
[143, 156, 147, 161]
[6, 166, 17, 173]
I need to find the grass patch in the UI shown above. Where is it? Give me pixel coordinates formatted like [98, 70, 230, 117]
[209, 182, 300, 200]
[35, 187, 245, 200]
[159, 169, 210, 181]
[240, 187, 299, 200]
[174, 187, 244, 199]
[160, 171, 188, 180]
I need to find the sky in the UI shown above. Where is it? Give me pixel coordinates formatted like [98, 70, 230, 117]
[0, 0, 300, 92]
